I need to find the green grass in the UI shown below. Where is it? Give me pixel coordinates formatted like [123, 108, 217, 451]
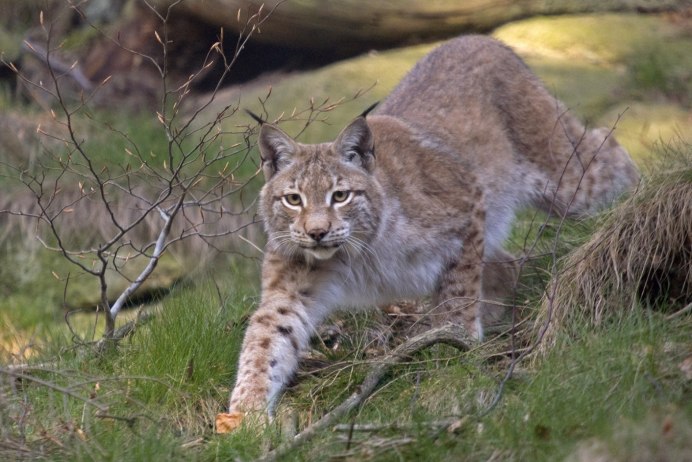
[4, 277, 687, 461]
[275, 312, 690, 461]
[1, 275, 261, 460]
[628, 40, 692, 104]
[492, 13, 680, 66]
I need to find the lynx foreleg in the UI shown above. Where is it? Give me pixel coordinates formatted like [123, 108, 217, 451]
[433, 206, 486, 340]
[481, 248, 520, 332]
[229, 296, 314, 416]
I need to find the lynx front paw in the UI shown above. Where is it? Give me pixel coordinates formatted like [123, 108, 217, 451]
[215, 411, 245, 434]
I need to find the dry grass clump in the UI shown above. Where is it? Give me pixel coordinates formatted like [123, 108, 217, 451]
[535, 145, 691, 349]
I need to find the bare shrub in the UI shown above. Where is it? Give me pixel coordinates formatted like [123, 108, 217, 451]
[0, 0, 357, 341]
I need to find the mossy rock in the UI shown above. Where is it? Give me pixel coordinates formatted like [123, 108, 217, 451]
[148, 0, 687, 49]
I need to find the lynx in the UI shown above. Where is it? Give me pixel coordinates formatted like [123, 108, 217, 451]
[226, 35, 639, 418]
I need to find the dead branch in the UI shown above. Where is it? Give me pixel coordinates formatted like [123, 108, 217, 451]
[0, 367, 108, 412]
[259, 324, 472, 462]
[105, 199, 182, 335]
[332, 416, 467, 433]
[95, 309, 156, 353]
[21, 39, 93, 91]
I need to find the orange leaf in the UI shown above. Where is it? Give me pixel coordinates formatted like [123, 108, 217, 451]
[215, 412, 244, 434]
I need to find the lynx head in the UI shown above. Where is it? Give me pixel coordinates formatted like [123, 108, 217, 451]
[257, 117, 384, 261]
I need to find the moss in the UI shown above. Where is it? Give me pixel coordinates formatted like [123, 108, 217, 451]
[60, 24, 102, 51]
[627, 39, 692, 106]
[493, 14, 679, 66]
[193, 43, 436, 144]
[599, 102, 692, 164]
[0, 26, 21, 60]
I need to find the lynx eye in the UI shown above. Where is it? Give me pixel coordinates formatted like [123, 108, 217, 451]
[283, 193, 302, 207]
[331, 190, 351, 204]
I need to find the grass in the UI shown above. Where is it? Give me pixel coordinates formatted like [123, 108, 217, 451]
[533, 142, 691, 351]
[1, 274, 260, 460]
[629, 40, 692, 105]
[280, 309, 689, 461]
[3, 274, 688, 461]
[492, 13, 680, 66]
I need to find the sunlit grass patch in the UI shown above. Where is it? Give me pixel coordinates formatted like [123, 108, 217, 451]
[599, 103, 692, 164]
[627, 39, 692, 107]
[493, 14, 680, 66]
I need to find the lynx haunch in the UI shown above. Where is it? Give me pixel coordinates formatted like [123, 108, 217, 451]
[226, 35, 639, 418]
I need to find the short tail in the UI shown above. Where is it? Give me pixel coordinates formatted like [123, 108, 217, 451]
[539, 125, 640, 217]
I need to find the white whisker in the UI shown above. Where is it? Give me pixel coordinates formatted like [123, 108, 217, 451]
[347, 234, 383, 269]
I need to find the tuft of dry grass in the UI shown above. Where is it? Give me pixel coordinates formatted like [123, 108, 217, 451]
[535, 143, 691, 349]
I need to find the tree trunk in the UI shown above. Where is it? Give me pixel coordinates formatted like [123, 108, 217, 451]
[149, 0, 687, 50]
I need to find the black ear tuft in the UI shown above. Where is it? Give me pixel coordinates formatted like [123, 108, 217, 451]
[335, 117, 375, 172]
[359, 101, 379, 118]
[246, 109, 266, 125]
[258, 124, 297, 181]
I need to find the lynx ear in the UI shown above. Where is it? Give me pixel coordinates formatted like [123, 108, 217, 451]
[258, 124, 298, 181]
[335, 117, 375, 172]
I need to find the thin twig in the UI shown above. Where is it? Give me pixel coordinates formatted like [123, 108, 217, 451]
[665, 302, 692, 320]
[20, 40, 94, 91]
[0, 368, 108, 412]
[332, 416, 465, 433]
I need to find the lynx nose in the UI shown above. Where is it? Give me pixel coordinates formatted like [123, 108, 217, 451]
[307, 228, 328, 242]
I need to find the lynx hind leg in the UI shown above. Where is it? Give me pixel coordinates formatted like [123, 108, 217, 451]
[583, 128, 640, 207]
[546, 125, 640, 217]
[481, 248, 520, 333]
[433, 204, 486, 340]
